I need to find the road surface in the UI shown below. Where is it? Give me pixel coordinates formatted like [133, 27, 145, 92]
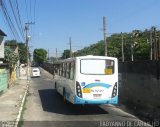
[21, 68, 151, 127]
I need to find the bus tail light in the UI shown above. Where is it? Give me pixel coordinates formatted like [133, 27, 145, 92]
[112, 82, 118, 98]
[76, 81, 82, 98]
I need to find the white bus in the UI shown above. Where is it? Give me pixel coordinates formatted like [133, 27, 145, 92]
[53, 55, 118, 104]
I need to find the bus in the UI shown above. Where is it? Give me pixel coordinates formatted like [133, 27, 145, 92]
[53, 55, 118, 104]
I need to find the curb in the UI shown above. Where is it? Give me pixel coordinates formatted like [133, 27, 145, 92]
[14, 82, 29, 127]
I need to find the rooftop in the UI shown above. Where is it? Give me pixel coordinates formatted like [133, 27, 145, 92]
[0, 29, 7, 36]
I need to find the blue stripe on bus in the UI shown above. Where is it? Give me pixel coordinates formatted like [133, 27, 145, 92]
[74, 96, 118, 104]
[83, 83, 112, 89]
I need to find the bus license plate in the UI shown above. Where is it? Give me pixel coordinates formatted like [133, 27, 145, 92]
[82, 88, 91, 93]
[93, 94, 102, 98]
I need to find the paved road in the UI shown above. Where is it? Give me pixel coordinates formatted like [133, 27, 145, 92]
[21, 68, 151, 127]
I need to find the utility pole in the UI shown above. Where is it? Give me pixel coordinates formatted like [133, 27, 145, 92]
[158, 37, 160, 60]
[69, 37, 72, 58]
[25, 22, 35, 82]
[103, 16, 107, 56]
[121, 32, 124, 62]
[131, 35, 134, 61]
[48, 48, 49, 60]
[153, 27, 157, 60]
[150, 28, 153, 60]
[56, 48, 57, 60]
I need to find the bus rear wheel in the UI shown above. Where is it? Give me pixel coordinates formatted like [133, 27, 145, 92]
[63, 88, 66, 103]
[55, 82, 57, 89]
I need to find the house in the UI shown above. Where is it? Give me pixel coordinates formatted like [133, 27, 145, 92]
[0, 29, 8, 93]
[0, 29, 7, 63]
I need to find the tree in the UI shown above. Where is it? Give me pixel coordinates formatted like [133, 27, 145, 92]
[18, 43, 27, 63]
[73, 29, 153, 61]
[5, 40, 27, 63]
[61, 49, 70, 59]
[50, 57, 58, 63]
[4, 46, 18, 67]
[33, 48, 47, 63]
[5, 40, 17, 46]
[4, 40, 19, 67]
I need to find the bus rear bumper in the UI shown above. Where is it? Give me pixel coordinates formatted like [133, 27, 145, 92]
[73, 96, 118, 104]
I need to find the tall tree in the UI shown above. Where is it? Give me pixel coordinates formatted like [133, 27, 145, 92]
[61, 49, 70, 59]
[74, 29, 153, 61]
[18, 43, 27, 63]
[33, 48, 47, 63]
[4, 46, 18, 67]
[4, 40, 19, 67]
[5, 40, 27, 63]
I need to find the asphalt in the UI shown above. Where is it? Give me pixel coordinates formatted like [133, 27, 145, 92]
[0, 79, 28, 127]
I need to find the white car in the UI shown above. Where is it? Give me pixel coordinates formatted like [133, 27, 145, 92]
[32, 68, 41, 77]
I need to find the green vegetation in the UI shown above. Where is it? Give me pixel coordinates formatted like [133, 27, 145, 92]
[73, 28, 159, 61]
[2, 27, 160, 65]
[4, 40, 27, 66]
[18, 43, 27, 63]
[4, 46, 18, 67]
[33, 48, 47, 63]
[61, 49, 70, 59]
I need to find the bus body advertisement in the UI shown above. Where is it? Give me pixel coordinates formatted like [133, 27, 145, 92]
[53, 55, 118, 105]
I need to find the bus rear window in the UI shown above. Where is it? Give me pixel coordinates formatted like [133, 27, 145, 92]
[80, 59, 114, 75]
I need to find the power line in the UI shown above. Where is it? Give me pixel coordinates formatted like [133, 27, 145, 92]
[0, 0, 36, 42]
[0, 4, 14, 39]
[0, 0, 20, 40]
[8, 0, 24, 41]
[15, 0, 25, 41]
[23, 0, 36, 44]
[24, 0, 29, 22]
[29, 0, 32, 21]
[24, 0, 35, 22]
[33, 0, 36, 22]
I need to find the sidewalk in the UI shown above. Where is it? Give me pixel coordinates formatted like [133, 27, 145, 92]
[0, 79, 28, 123]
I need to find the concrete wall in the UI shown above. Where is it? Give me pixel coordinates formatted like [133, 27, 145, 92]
[0, 39, 4, 59]
[42, 63, 54, 74]
[19, 64, 27, 77]
[0, 66, 9, 93]
[118, 61, 160, 120]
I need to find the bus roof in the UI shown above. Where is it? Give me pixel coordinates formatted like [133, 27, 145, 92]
[76, 55, 117, 60]
[53, 55, 117, 64]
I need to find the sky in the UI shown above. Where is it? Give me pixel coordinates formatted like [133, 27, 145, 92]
[0, 0, 160, 57]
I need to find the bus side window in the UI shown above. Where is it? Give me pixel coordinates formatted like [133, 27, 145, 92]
[56, 64, 60, 75]
[54, 65, 57, 74]
[58, 65, 60, 76]
[53, 65, 55, 76]
[70, 62, 74, 80]
[68, 63, 71, 79]
[62, 63, 65, 77]
[59, 64, 61, 76]
[65, 63, 68, 78]
[60, 64, 63, 76]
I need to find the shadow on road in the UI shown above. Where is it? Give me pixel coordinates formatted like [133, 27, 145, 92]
[39, 89, 108, 115]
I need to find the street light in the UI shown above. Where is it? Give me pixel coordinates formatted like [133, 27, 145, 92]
[27, 35, 31, 41]
[131, 37, 138, 61]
